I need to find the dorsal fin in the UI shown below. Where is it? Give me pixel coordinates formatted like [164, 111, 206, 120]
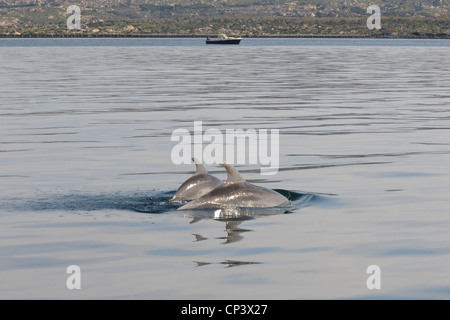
[221, 163, 245, 183]
[192, 158, 207, 174]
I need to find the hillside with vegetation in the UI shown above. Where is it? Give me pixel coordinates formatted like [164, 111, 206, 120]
[0, 0, 448, 37]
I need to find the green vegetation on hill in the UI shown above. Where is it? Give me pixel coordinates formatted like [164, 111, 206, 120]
[0, 0, 448, 37]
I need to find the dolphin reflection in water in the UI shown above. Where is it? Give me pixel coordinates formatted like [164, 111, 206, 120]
[178, 163, 289, 210]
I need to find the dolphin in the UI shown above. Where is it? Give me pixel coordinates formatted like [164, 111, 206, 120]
[178, 163, 289, 210]
[171, 158, 223, 201]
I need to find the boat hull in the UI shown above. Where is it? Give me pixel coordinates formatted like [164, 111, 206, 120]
[206, 39, 241, 45]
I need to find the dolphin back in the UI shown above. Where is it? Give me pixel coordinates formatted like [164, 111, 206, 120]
[178, 182, 289, 210]
[172, 173, 223, 201]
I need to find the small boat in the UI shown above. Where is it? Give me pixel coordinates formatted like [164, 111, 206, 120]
[206, 34, 241, 45]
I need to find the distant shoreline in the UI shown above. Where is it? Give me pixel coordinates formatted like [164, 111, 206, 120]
[1, 33, 449, 39]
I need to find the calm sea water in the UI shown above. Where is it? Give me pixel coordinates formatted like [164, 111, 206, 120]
[1, 38, 449, 299]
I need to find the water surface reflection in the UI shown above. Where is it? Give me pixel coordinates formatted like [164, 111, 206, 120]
[181, 190, 313, 244]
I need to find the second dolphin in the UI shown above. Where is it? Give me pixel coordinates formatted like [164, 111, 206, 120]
[171, 158, 223, 201]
